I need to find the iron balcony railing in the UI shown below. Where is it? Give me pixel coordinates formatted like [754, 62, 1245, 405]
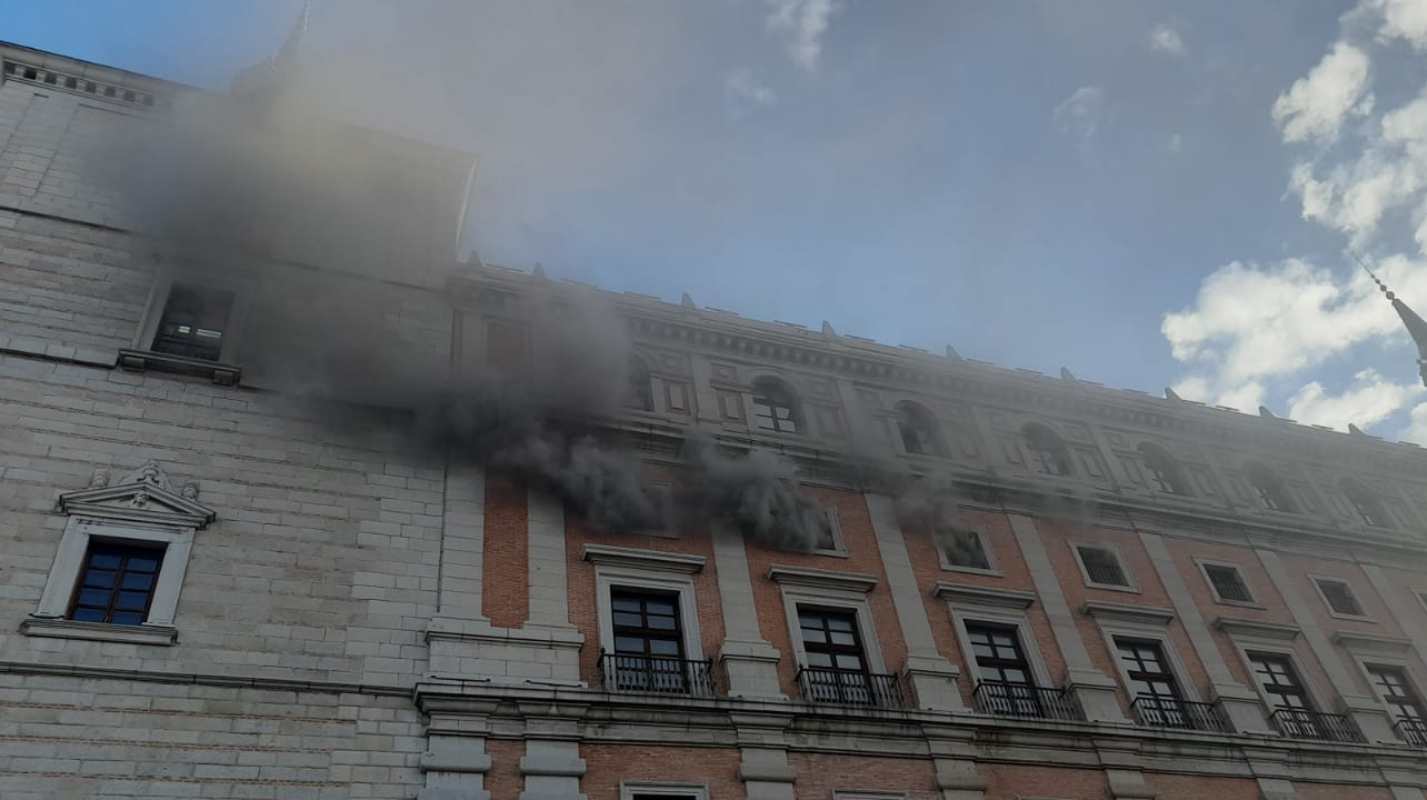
[1394, 717, 1427, 747]
[1269, 707, 1366, 743]
[598, 652, 717, 697]
[972, 680, 1085, 722]
[1130, 695, 1232, 733]
[796, 667, 904, 708]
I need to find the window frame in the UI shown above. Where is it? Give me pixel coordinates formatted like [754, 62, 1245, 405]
[1137, 442, 1191, 496]
[1086, 602, 1202, 705]
[810, 507, 849, 557]
[939, 584, 1053, 692]
[1337, 632, 1427, 743]
[66, 539, 166, 625]
[1244, 462, 1296, 513]
[1340, 478, 1394, 529]
[936, 526, 1000, 576]
[773, 572, 888, 677]
[1362, 661, 1427, 729]
[1310, 575, 1373, 621]
[893, 401, 944, 458]
[749, 376, 802, 436]
[620, 782, 708, 800]
[1021, 422, 1074, 477]
[1220, 627, 1330, 727]
[126, 271, 251, 383]
[1195, 558, 1260, 608]
[1070, 541, 1138, 593]
[591, 555, 705, 667]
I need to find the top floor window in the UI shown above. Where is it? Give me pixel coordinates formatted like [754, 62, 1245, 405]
[1022, 423, 1073, 476]
[1341, 479, 1393, 528]
[151, 284, 234, 362]
[1245, 462, 1295, 513]
[751, 377, 800, 435]
[1138, 442, 1190, 495]
[626, 356, 655, 412]
[896, 401, 944, 456]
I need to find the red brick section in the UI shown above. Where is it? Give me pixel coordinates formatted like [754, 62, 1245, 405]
[904, 505, 1069, 705]
[485, 739, 525, 800]
[483, 472, 529, 628]
[582, 744, 741, 800]
[789, 752, 935, 797]
[1295, 784, 1398, 800]
[743, 486, 909, 699]
[1149, 774, 1262, 800]
[981, 764, 1107, 798]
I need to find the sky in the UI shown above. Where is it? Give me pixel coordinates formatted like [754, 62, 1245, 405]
[9, 0, 1427, 443]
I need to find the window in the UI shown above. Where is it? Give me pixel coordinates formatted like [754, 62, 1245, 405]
[1341, 479, 1393, 528]
[607, 588, 688, 693]
[798, 606, 872, 704]
[1313, 577, 1366, 617]
[1248, 652, 1318, 736]
[1138, 443, 1190, 495]
[486, 320, 528, 372]
[68, 541, 165, 625]
[811, 508, 845, 554]
[1200, 561, 1255, 605]
[1366, 665, 1427, 732]
[1073, 543, 1132, 589]
[1116, 638, 1187, 727]
[620, 783, 708, 800]
[751, 378, 800, 434]
[939, 526, 992, 572]
[1245, 462, 1295, 512]
[967, 622, 1039, 715]
[587, 545, 710, 694]
[1022, 423, 1072, 476]
[895, 402, 943, 456]
[626, 357, 654, 411]
[150, 283, 234, 361]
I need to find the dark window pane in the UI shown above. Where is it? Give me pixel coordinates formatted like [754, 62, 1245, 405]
[71, 608, 105, 622]
[151, 284, 234, 361]
[83, 571, 116, 589]
[121, 573, 155, 590]
[1077, 545, 1128, 586]
[941, 528, 991, 570]
[89, 552, 122, 569]
[1204, 564, 1253, 603]
[67, 542, 166, 625]
[1317, 579, 1364, 616]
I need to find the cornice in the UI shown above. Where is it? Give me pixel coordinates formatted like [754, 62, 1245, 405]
[934, 583, 1036, 610]
[1214, 617, 1301, 641]
[582, 543, 706, 574]
[767, 565, 878, 593]
[1082, 601, 1176, 625]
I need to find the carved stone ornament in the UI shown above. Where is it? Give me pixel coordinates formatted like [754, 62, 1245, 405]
[57, 460, 215, 529]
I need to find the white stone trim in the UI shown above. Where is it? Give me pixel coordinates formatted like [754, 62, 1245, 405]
[1309, 575, 1375, 622]
[31, 518, 194, 633]
[594, 565, 704, 663]
[767, 565, 877, 594]
[1092, 606, 1204, 703]
[934, 583, 1036, 610]
[1344, 647, 1427, 736]
[1194, 558, 1261, 608]
[946, 594, 1054, 690]
[812, 507, 849, 557]
[935, 526, 1001, 576]
[621, 781, 707, 800]
[583, 544, 706, 574]
[1224, 633, 1328, 717]
[18, 617, 177, 645]
[779, 583, 888, 675]
[1214, 617, 1301, 641]
[1082, 600, 1175, 626]
[1070, 540, 1138, 593]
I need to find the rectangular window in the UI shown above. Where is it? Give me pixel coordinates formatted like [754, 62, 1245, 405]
[1314, 577, 1365, 617]
[967, 621, 1040, 715]
[1075, 544, 1130, 588]
[151, 284, 234, 361]
[1116, 637, 1187, 726]
[608, 588, 687, 693]
[1248, 651, 1319, 737]
[68, 541, 165, 626]
[1202, 562, 1254, 604]
[940, 527, 992, 572]
[812, 509, 842, 553]
[1367, 665, 1427, 725]
[798, 606, 870, 704]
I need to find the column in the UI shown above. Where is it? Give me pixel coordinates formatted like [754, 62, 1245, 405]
[437, 462, 487, 621]
[419, 720, 493, 800]
[1007, 514, 1127, 722]
[712, 521, 785, 699]
[1138, 530, 1272, 733]
[520, 740, 586, 800]
[865, 493, 966, 711]
[528, 486, 571, 628]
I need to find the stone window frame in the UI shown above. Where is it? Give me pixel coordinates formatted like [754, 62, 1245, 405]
[768, 566, 888, 677]
[621, 782, 708, 800]
[810, 507, 849, 558]
[1070, 540, 1138, 593]
[1335, 632, 1427, 742]
[1310, 575, 1374, 622]
[832, 793, 907, 800]
[1215, 618, 1330, 720]
[585, 545, 707, 669]
[23, 461, 215, 647]
[122, 268, 251, 384]
[1194, 558, 1261, 608]
[937, 584, 1054, 692]
[935, 525, 1000, 576]
[1084, 601, 1206, 705]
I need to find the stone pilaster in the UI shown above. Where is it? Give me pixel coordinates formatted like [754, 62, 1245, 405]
[419, 713, 494, 800]
[712, 521, 785, 698]
[436, 462, 488, 622]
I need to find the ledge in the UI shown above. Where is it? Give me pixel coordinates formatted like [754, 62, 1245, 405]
[767, 565, 877, 593]
[582, 543, 705, 574]
[117, 348, 240, 386]
[934, 583, 1036, 610]
[1214, 617, 1300, 641]
[1332, 631, 1413, 654]
[1082, 600, 1174, 625]
[20, 617, 176, 646]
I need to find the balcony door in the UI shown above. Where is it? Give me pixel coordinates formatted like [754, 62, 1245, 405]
[1116, 638, 1188, 727]
[1248, 652, 1318, 737]
[798, 607, 871, 704]
[967, 622, 1040, 716]
[610, 589, 686, 693]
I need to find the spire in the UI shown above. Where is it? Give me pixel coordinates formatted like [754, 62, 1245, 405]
[1358, 254, 1427, 388]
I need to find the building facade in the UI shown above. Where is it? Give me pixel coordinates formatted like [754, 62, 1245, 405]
[4, 42, 1427, 800]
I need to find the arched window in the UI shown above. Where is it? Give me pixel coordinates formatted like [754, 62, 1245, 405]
[626, 356, 654, 412]
[1341, 478, 1393, 528]
[1138, 442, 1190, 495]
[751, 377, 800, 434]
[1245, 462, 1295, 513]
[896, 402, 944, 456]
[1022, 423, 1073, 476]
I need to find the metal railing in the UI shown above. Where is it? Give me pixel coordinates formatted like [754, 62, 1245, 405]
[972, 680, 1085, 721]
[1269, 707, 1365, 743]
[1394, 717, 1427, 747]
[796, 667, 904, 708]
[1130, 695, 1232, 733]
[598, 652, 717, 697]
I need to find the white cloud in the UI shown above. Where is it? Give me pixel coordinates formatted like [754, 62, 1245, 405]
[1402, 401, 1427, 443]
[1149, 23, 1186, 56]
[1364, 0, 1427, 49]
[1167, 132, 1183, 154]
[1287, 368, 1424, 428]
[1218, 382, 1267, 414]
[1053, 86, 1107, 143]
[725, 68, 778, 117]
[765, 0, 837, 72]
[1271, 41, 1372, 144]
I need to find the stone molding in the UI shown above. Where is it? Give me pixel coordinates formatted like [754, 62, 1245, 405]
[18, 617, 176, 646]
[1081, 601, 1175, 625]
[766, 565, 877, 593]
[56, 460, 215, 530]
[1332, 631, 1414, 654]
[1213, 617, 1301, 641]
[934, 583, 1036, 609]
[581, 543, 706, 574]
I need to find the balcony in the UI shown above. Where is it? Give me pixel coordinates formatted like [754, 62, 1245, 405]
[598, 652, 717, 697]
[1269, 707, 1366, 743]
[972, 680, 1085, 722]
[1394, 717, 1427, 747]
[1130, 695, 1232, 733]
[796, 667, 904, 708]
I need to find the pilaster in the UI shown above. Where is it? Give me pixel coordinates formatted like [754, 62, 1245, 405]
[437, 461, 488, 622]
[712, 521, 785, 699]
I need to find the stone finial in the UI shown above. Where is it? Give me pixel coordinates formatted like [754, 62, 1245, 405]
[89, 466, 111, 488]
[945, 345, 962, 360]
[117, 460, 175, 492]
[182, 482, 200, 500]
[532, 263, 548, 280]
[1259, 405, 1276, 419]
[1348, 423, 1368, 436]
[680, 292, 696, 309]
[1164, 387, 1181, 401]
[821, 320, 837, 337]
[1060, 367, 1077, 381]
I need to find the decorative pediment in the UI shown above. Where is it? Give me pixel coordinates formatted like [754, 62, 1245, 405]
[56, 461, 215, 529]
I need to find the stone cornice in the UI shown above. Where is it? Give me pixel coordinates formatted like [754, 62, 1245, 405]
[934, 583, 1036, 610]
[767, 565, 878, 593]
[1332, 631, 1413, 654]
[582, 543, 706, 574]
[1214, 617, 1301, 641]
[1082, 601, 1175, 625]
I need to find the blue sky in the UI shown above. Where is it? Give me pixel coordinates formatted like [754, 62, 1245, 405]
[10, 0, 1427, 441]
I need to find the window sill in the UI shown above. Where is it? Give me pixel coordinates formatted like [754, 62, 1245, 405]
[810, 547, 850, 559]
[1325, 611, 1377, 623]
[20, 617, 178, 646]
[117, 348, 241, 386]
[1083, 581, 1140, 594]
[939, 564, 1002, 577]
[1211, 598, 1265, 610]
